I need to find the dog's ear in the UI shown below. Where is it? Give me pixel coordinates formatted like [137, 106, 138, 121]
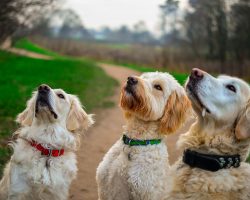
[159, 91, 191, 135]
[235, 105, 250, 140]
[16, 95, 36, 126]
[66, 96, 94, 132]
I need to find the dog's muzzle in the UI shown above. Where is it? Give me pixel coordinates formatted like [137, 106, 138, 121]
[37, 84, 50, 106]
[125, 76, 138, 94]
[187, 68, 204, 92]
[35, 84, 58, 119]
[186, 69, 210, 113]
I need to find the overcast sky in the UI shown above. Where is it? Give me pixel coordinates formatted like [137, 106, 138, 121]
[64, 0, 189, 35]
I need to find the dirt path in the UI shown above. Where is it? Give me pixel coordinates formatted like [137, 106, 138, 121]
[69, 63, 189, 200]
[1, 47, 52, 60]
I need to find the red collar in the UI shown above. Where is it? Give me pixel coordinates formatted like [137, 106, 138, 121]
[29, 140, 64, 157]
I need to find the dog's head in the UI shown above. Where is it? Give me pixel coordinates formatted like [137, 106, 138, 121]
[186, 68, 250, 126]
[16, 84, 94, 133]
[120, 72, 191, 134]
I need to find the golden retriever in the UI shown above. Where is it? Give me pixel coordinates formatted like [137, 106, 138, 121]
[96, 72, 191, 200]
[165, 69, 250, 200]
[0, 84, 94, 200]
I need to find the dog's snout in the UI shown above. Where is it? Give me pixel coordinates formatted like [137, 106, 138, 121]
[191, 68, 204, 80]
[127, 76, 138, 85]
[38, 84, 50, 94]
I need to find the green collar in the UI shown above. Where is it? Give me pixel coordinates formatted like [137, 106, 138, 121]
[122, 134, 161, 146]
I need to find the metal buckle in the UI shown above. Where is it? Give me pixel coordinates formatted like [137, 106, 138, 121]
[219, 157, 226, 168]
[226, 157, 233, 168]
[48, 149, 52, 157]
[234, 157, 240, 168]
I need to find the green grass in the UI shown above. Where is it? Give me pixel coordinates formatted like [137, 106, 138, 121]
[0, 49, 117, 175]
[106, 43, 132, 49]
[13, 38, 61, 57]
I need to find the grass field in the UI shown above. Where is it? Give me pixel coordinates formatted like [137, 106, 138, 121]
[14, 38, 61, 58]
[0, 47, 117, 174]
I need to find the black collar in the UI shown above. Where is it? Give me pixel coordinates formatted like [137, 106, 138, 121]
[183, 149, 241, 172]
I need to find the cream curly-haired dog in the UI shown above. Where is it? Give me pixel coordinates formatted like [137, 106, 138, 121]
[96, 72, 191, 200]
[0, 84, 94, 200]
[165, 68, 250, 200]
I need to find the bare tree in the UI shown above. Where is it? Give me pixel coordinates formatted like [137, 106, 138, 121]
[0, 0, 57, 43]
[159, 0, 179, 68]
[230, 0, 250, 76]
[185, 0, 228, 67]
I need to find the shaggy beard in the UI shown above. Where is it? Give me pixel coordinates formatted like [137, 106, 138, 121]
[120, 87, 150, 119]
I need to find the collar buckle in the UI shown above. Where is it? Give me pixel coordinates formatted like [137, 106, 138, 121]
[122, 135, 161, 146]
[48, 149, 52, 157]
[29, 140, 64, 157]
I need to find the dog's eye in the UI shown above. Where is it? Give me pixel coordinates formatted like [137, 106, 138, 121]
[154, 84, 162, 91]
[226, 84, 236, 93]
[57, 93, 65, 99]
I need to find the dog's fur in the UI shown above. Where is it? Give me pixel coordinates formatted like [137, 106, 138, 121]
[0, 85, 94, 200]
[96, 72, 191, 200]
[165, 70, 250, 200]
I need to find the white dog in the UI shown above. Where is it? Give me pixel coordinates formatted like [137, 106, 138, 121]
[165, 69, 250, 200]
[96, 72, 191, 200]
[0, 84, 94, 200]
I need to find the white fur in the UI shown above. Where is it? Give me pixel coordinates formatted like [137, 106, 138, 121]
[186, 72, 250, 124]
[0, 86, 94, 200]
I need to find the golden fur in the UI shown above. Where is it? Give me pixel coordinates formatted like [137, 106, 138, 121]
[160, 92, 191, 134]
[120, 77, 150, 119]
[166, 71, 250, 200]
[97, 72, 191, 200]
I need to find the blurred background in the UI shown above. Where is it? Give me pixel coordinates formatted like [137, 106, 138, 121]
[2, 0, 250, 76]
[0, 0, 250, 198]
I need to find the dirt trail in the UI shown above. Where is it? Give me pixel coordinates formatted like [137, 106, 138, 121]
[1, 47, 52, 60]
[69, 63, 189, 200]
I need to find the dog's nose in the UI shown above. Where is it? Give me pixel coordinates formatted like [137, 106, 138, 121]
[38, 84, 50, 94]
[191, 68, 204, 80]
[127, 76, 138, 85]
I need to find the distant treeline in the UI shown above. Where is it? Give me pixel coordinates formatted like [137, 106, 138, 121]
[28, 0, 250, 78]
[1, 0, 250, 78]
[30, 36, 250, 82]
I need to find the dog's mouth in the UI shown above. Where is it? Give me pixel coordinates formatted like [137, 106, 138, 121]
[186, 81, 211, 116]
[35, 96, 58, 119]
